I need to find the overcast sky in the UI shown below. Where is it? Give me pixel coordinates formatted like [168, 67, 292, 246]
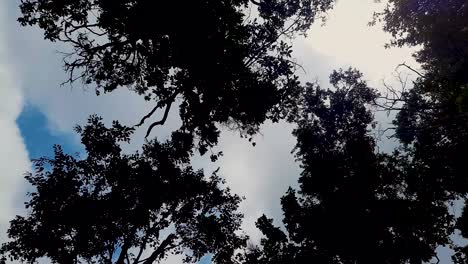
[0, 0, 453, 263]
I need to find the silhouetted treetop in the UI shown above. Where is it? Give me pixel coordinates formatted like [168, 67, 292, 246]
[240, 69, 454, 264]
[18, 0, 335, 149]
[1, 116, 245, 264]
[375, 0, 468, 83]
[374, 0, 468, 203]
[375, 1, 468, 261]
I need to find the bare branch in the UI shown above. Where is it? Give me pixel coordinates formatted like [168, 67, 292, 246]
[375, 125, 397, 140]
[286, 58, 307, 75]
[134, 91, 179, 137]
[66, 23, 100, 34]
[396, 63, 425, 78]
[135, 102, 164, 127]
[145, 98, 175, 138]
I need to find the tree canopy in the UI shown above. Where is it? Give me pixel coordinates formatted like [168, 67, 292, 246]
[1, 117, 245, 264]
[240, 69, 453, 264]
[241, 1, 468, 261]
[6, 1, 339, 263]
[18, 0, 334, 150]
[376, 2, 468, 262]
[4, 0, 468, 263]
[375, 0, 468, 83]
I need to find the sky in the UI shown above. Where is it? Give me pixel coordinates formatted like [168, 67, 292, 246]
[0, 0, 454, 263]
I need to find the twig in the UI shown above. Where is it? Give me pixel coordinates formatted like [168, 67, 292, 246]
[396, 63, 425, 78]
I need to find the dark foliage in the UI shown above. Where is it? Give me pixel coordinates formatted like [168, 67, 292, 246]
[375, 2, 468, 261]
[9, 0, 468, 263]
[18, 0, 334, 150]
[240, 69, 454, 264]
[374, 0, 468, 83]
[1, 116, 245, 264]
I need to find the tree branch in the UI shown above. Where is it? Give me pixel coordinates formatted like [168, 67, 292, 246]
[136, 91, 179, 138]
[396, 63, 425, 78]
[145, 100, 174, 138]
[66, 22, 101, 34]
[136, 91, 179, 127]
[250, 0, 261, 5]
[135, 102, 165, 127]
[140, 234, 176, 264]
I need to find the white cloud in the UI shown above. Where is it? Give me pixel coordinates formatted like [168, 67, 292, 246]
[4, 21, 178, 146]
[3, 0, 180, 150]
[214, 121, 301, 241]
[306, 0, 418, 84]
[0, 2, 31, 243]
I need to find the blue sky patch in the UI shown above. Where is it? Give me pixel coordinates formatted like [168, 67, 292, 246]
[16, 104, 82, 159]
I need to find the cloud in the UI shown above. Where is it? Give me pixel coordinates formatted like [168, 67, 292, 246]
[3, 0, 181, 153]
[306, 0, 419, 84]
[214, 122, 300, 241]
[0, 1, 31, 243]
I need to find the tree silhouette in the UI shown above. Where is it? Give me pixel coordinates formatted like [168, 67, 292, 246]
[7, 1, 339, 263]
[18, 0, 335, 150]
[1, 116, 245, 264]
[376, 2, 468, 261]
[9, 1, 468, 263]
[241, 1, 468, 261]
[374, 0, 468, 84]
[240, 69, 453, 264]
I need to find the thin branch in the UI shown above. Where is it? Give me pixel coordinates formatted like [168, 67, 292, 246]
[396, 63, 425, 78]
[372, 98, 405, 112]
[145, 99, 174, 138]
[133, 91, 179, 137]
[375, 125, 397, 140]
[67, 23, 100, 34]
[286, 58, 307, 75]
[135, 102, 164, 127]
[140, 234, 176, 264]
